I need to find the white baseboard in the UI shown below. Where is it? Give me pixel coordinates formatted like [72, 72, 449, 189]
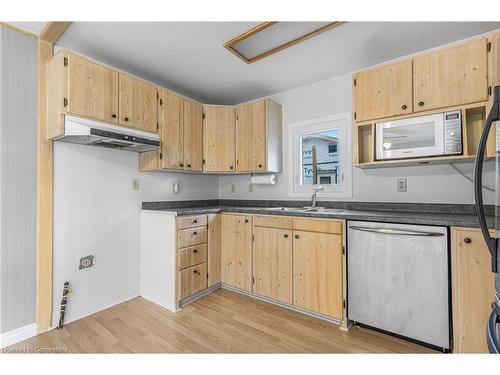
[0, 323, 38, 349]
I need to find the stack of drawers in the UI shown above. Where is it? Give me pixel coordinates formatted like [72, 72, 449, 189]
[176, 215, 208, 301]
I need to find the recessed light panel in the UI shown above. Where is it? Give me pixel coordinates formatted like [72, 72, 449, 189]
[224, 21, 345, 64]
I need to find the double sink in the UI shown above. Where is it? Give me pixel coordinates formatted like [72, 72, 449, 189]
[267, 206, 347, 214]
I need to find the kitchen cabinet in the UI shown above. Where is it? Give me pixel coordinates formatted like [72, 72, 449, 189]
[253, 225, 293, 304]
[203, 105, 236, 172]
[177, 263, 207, 301]
[47, 50, 158, 139]
[354, 60, 413, 122]
[221, 214, 253, 291]
[413, 38, 488, 112]
[160, 89, 184, 170]
[207, 214, 222, 287]
[66, 52, 119, 124]
[158, 89, 203, 171]
[118, 74, 158, 132]
[183, 99, 203, 171]
[236, 99, 282, 173]
[451, 227, 496, 353]
[293, 227, 343, 319]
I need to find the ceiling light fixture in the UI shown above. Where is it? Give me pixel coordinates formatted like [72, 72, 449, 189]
[224, 21, 345, 64]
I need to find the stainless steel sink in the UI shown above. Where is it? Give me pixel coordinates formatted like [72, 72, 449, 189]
[265, 207, 347, 214]
[266, 207, 301, 212]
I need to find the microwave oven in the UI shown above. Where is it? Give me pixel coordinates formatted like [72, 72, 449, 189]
[375, 110, 462, 161]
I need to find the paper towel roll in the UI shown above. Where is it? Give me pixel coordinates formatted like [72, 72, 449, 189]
[250, 175, 276, 185]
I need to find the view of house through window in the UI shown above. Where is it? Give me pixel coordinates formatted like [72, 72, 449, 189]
[301, 129, 339, 185]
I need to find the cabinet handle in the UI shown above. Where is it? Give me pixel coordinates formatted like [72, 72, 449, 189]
[193, 219, 198, 224]
[401, 104, 407, 110]
[244, 219, 249, 223]
[193, 270, 198, 274]
[295, 234, 300, 239]
[111, 113, 117, 118]
[464, 237, 472, 244]
[284, 234, 289, 238]
[192, 231, 197, 236]
[187, 164, 191, 168]
[124, 116, 129, 121]
[230, 166, 234, 170]
[258, 164, 263, 168]
[418, 101, 424, 107]
[180, 163, 184, 167]
[193, 249, 198, 253]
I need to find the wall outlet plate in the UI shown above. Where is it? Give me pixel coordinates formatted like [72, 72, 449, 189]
[132, 178, 140, 191]
[230, 184, 235, 193]
[248, 184, 254, 193]
[79, 255, 95, 270]
[172, 182, 180, 194]
[397, 178, 407, 192]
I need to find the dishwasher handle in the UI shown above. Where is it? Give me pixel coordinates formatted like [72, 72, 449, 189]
[349, 225, 445, 237]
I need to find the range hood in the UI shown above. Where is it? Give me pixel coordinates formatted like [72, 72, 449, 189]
[54, 115, 160, 152]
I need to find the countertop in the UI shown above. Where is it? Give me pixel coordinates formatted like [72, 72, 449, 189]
[141, 200, 496, 228]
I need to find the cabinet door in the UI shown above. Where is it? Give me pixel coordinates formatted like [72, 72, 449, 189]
[221, 214, 253, 291]
[160, 90, 184, 170]
[67, 53, 119, 123]
[203, 106, 236, 172]
[119, 74, 157, 132]
[183, 99, 203, 171]
[207, 214, 222, 287]
[354, 60, 412, 122]
[293, 230, 343, 319]
[452, 228, 496, 353]
[413, 38, 488, 112]
[236, 100, 266, 172]
[177, 263, 207, 301]
[253, 226, 293, 304]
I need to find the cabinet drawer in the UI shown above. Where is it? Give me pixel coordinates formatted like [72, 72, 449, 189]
[177, 215, 207, 229]
[293, 218, 342, 235]
[177, 243, 207, 270]
[254, 215, 292, 229]
[178, 263, 207, 301]
[177, 227, 207, 248]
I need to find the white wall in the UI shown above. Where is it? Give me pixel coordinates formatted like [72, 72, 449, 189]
[53, 142, 219, 327]
[218, 73, 496, 204]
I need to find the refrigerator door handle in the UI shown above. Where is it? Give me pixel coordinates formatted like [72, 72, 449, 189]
[474, 86, 499, 273]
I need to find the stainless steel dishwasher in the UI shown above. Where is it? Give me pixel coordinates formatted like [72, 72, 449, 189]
[347, 221, 449, 350]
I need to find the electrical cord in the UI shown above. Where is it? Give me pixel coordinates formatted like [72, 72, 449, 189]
[450, 162, 496, 193]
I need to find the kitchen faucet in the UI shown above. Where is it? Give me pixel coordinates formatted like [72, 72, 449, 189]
[311, 186, 324, 208]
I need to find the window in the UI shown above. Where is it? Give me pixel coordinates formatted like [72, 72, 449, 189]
[288, 113, 352, 198]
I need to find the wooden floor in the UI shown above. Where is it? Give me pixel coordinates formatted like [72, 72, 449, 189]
[5, 289, 436, 353]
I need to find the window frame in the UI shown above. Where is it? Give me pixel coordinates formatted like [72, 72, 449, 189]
[288, 113, 353, 198]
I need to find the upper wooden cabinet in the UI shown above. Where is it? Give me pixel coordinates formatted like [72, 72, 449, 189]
[354, 37, 490, 123]
[451, 227, 496, 353]
[354, 60, 413, 122]
[158, 90, 203, 171]
[236, 99, 282, 173]
[221, 214, 253, 291]
[413, 38, 488, 112]
[118, 74, 158, 132]
[66, 53, 119, 124]
[183, 99, 203, 172]
[47, 50, 158, 138]
[203, 105, 236, 172]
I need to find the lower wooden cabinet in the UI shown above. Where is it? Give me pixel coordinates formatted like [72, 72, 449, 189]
[207, 214, 222, 287]
[293, 229, 344, 320]
[253, 226, 293, 304]
[451, 227, 496, 353]
[221, 214, 253, 291]
[177, 263, 207, 301]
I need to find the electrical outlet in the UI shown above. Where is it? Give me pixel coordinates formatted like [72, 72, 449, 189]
[230, 184, 235, 193]
[248, 184, 254, 193]
[397, 178, 407, 192]
[79, 255, 95, 270]
[172, 182, 180, 194]
[132, 178, 140, 191]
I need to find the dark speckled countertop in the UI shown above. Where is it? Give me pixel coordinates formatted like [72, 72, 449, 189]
[141, 199, 496, 228]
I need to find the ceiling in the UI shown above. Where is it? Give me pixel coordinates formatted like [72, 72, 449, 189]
[9, 21, 500, 104]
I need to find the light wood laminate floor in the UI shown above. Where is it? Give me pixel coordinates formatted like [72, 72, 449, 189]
[4, 289, 436, 353]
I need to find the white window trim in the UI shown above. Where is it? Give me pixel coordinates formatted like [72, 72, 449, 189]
[288, 113, 353, 198]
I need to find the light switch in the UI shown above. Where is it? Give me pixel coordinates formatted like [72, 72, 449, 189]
[172, 182, 180, 194]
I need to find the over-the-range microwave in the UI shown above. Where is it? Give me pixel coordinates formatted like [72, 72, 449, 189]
[375, 110, 462, 161]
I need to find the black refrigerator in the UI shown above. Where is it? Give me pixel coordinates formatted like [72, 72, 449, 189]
[474, 85, 500, 353]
